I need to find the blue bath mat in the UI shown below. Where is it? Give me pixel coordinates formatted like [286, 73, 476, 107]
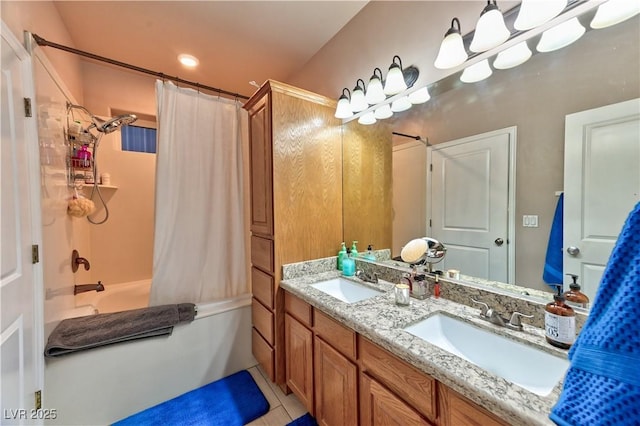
[287, 413, 318, 426]
[113, 370, 269, 426]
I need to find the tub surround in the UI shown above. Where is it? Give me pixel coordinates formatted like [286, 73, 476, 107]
[281, 256, 575, 425]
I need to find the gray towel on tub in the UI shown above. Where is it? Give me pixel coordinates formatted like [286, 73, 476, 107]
[44, 303, 196, 357]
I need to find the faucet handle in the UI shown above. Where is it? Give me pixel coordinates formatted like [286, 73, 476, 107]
[507, 311, 534, 330]
[471, 298, 489, 316]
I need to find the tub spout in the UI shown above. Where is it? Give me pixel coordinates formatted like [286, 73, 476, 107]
[74, 281, 104, 295]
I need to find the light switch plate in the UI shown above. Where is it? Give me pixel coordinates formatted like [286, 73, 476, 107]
[523, 215, 539, 227]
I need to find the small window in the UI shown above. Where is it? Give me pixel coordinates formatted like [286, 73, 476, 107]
[121, 125, 157, 154]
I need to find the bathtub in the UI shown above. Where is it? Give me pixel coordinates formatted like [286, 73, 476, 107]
[44, 288, 256, 425]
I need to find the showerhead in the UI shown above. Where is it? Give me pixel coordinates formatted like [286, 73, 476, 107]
[93, 114, 137, 134]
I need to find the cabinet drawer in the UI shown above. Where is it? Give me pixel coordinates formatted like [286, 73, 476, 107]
[284, 291, 313, 327]
[251, 235, 274, 273]
[252, 298, 274, 345]
[439, 384, 509, 426]
[252, 267, 274, 308]
[252, 327, 274, 381]
[314, 310, 357, 361]
[359, 337, 437, 422]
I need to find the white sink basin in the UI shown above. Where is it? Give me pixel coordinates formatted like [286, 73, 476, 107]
[310, 278, 382, 304]
[404, 313, 569, 396]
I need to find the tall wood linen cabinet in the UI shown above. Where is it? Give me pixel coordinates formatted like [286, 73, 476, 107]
[244, 80, 343, 388]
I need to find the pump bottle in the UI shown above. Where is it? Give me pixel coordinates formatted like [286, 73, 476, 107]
[563, 274, 590, 309]
[545, 285, 576, 349]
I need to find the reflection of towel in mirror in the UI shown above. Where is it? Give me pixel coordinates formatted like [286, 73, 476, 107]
[550, 201, 640, 426]
[543, 193, 563, 286]
[44, 303, 196, 357]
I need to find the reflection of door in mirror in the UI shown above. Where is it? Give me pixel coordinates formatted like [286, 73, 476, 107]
[564, 98, 640, 302]
[429, 127, 515, 283]
[392, 140, 427, 258]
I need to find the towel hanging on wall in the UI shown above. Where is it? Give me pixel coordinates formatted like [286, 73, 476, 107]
[550, 201, 640, 426]
[543, 193, 564, 286]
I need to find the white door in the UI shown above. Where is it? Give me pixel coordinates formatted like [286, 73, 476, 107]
[429, 128, 515, 282]
[564, 98, 640, 301]
[392, 140, 427, 258]
[1, 23, 44, 422]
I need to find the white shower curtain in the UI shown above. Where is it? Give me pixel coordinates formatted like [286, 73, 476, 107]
[150, 80, 248, 305]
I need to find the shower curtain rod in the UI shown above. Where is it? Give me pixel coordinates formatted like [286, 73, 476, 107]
[31, 33, 250, 100]
[392, 131, 430, 146]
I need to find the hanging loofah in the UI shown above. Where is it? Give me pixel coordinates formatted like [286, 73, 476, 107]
[67, 189, 95, 218]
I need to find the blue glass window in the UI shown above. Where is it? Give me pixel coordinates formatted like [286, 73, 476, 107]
[121, 125, 157, 154]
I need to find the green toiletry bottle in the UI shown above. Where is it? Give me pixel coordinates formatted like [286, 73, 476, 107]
[350, 241, 359, 258]
[337, 242, 347, 271]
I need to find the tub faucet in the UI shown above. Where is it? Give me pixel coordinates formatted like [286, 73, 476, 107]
[74, 281, 104, 295]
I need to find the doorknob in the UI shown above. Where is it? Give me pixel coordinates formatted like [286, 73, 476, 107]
[494, 238, 504, 246]
[567, 246, 580, 256]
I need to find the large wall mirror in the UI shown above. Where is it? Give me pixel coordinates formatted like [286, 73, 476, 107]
[343, 10, 639, 301]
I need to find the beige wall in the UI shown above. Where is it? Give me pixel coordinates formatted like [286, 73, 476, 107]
[80, 62, 158, 285]
[292, 6, 639, 292]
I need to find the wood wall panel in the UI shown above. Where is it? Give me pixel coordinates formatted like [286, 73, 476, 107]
[343, 119, 393, 251]
[271, 90, 343, 266]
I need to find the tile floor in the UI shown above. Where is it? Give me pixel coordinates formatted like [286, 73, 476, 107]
[247, 365, 308, 425]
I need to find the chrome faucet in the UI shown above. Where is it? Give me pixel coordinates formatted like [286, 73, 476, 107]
[356, 269, 378, 284]
[74, 281, 105, 295]
[471, 298, 532, 330]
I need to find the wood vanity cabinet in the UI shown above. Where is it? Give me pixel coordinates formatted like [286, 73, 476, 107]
[283, 291, 513, 426]
[244, 80, 343, 387]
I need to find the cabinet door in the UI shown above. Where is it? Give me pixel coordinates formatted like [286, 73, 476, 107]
[360, 373, 431, 426]
[439, 384, 509, 426]
[285, 313, 314, 413]
[248, 92, 273, 236]
[314, 337, 358, 426]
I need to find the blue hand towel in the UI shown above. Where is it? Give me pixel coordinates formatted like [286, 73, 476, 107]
[543, 193, 564, 286]
[550, 201, 640, 426]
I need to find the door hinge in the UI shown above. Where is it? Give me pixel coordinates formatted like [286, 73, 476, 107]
[429, 219, 432, 227]
[35, 390, 42, 410]
[429, 163, 433, 172]
[24, 98, 32, 117]
[32, 245, 39, 264]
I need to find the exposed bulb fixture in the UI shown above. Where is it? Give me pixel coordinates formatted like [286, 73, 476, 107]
[374, 104, 393, 119]
[334, 88, 353, 119]
[391, 96, 412, 113]
[591, 0, 640, 29]
[408, 86, 431, 104]
[365, 68, 386, 105]
[470, 1, 510, 52]
[434, 18, 468, 69]
[383, 56, 408, 96]
[460, 59, 493, 83]
[358, 111, 377, 125]
[536, 17, 585, 52]
[514, 0, 567, 31]
[178, 54, 199, 67]
[493, 41, 532, 69]
[350, 79, 368, 112]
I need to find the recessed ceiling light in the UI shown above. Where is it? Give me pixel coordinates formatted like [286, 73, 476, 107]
[178, 54, 199, 68]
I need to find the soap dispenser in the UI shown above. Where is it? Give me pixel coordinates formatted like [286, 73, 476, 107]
[545, 285, 576, 349]
[563, 273, 590, 309]
[363, 244, 376, 261]
[350, 241, 359, 258]
[337, 242, 347, 271]
[342, 248, 356, 277]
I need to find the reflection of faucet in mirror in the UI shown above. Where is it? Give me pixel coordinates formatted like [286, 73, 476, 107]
[400, 237, 446, 274]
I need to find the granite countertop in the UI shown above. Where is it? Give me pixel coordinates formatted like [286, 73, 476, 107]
[280, 269, 568, 426]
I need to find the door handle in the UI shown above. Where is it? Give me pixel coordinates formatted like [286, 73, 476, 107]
[567, 246, 580, 256]
[494, 238, 504, 246]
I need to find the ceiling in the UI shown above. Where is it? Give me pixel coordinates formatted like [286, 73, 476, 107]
[53, 1, 369, 99]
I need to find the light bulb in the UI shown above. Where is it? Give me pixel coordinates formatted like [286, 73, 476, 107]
[493, 41, 532, 69]
[470, 2, 510, 53]
[434, 18, 468, 69]
[460, 59, 493, 83]
[514, 0, 567, 31]
[358, 112, 377, 125]
[537, 17, 585, 53]
[408, 87, 431, 104]
[391, 96, 412, 113]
